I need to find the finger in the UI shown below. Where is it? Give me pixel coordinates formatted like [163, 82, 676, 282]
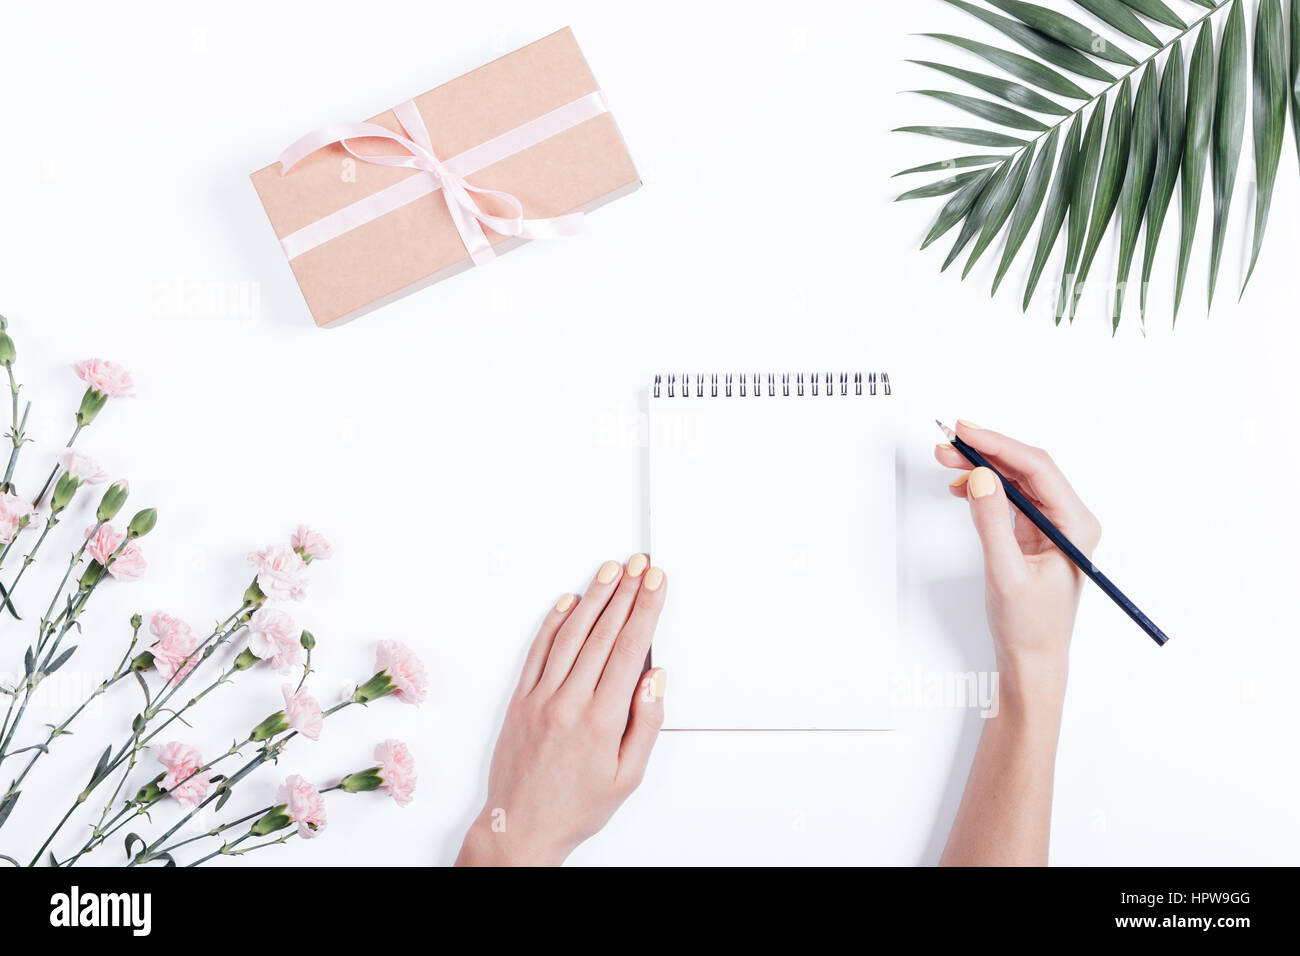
[965, 467, 1028, 586]
[617, 668, 666, 791]
[934, 443, 970, 471]
[538, 560, 624, 691]
[954, 421, 1096, 541]
[595, 566, 667, 713]
[562, 554, 648, 695]
[947, 469, 973, 498]
[516, 592, 579, 695]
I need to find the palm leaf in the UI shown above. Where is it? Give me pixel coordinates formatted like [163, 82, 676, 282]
[1069, 77, 1133, 322]
[907, 61, 1071, 114]
[1059, 96, 1107, 322]
[984, 0, 1139, 65]
[1175, 19, 1216, 321]
[1119, 0, 1185, 30]
[896, 0, 1288, 330]
[908, 90, 1050, 130]
[1241, 0, 1287, 296]
[1073, 0, 1161, 47]
[938, 0, 1116, 79]
[1113, 63, 1159, 329]
[1140, 41, 1186, 322]
[1024, 113, 1082, 310]
[1208, 0, 1247, 310]
[994, 127, 1060, 293]
[893, 155, 1008, 176]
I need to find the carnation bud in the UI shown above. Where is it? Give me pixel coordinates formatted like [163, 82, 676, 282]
[96, 480, 130, 522]
[79, 561, 106, 589]
[233, 647, 259, 671]
[126, 508, 157, 538]
[243, 578, 266, 608]
[340, 767, 384, 794]
[130, 612, 143, 630]
[249, 711, 290, 742]
[300, 630, 316, 650]
[75, 387, 108, 426]
[250, 805, 292, 837]
[0, 331, 16, 367]
[352, 672, 395, 705]
[130, 651, 156, 672]
[133, 775, 165, 807]
[51, 472, 80, 515]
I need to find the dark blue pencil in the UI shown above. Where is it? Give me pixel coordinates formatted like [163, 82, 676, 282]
[937, 421, 1168, 647]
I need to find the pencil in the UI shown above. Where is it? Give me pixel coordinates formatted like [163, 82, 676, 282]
[937, 421, 1169, 647]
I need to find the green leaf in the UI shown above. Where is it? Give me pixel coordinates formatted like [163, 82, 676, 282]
[964, 147, 1036, 276]
[984, 0, 1139, 65]
[45, 645, 77, 677]
[1024, 114, 1082, 311]
[895, 169, 988, 201]
[894, 125, 1029, 147]
[1059, 95, 1107, 321]
[1241, 0, 1287, 296]
[893, 154, 1007, 177]
[994, 128, 1060, 293]
[1070, 77, 1133, 323]
[938, 0, 1116, 80]
[921, 34, 1091, 98]
[907, 62, 1070, 114]
[1140, 41, 1186, 322]
[0, 791, 19, 830]
[1118, 0, 1186, 29]
[921, 168, 999, 248]
[943, 162, 1012, 269]
[1186, 0, 1217, 7]
[1074, 0, 1162, 47]
[909, 90, 1049, 130]
[1292, 0, 1300, 175]
[1114, 63, 1160, 330]
[1208, 0, 1247, 311]
[1175, 20, 1216, 322]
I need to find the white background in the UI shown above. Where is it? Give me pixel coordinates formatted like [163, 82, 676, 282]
[0, 0, 1296, 866]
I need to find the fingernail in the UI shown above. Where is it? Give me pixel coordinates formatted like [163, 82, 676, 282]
[597, 560, 621, 585]
[627, 553, 649, 578]
[969, 467, 998, 498]
[949, 471, 970, 488]
[648, 669, 667, 700]
[958, 419, 982, 430]
[936, 442, 954, 452]
[555, 593, 576, 613]
[643, 567, 665, 591]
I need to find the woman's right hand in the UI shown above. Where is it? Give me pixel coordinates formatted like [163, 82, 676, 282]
[935, 421, 1101, 692]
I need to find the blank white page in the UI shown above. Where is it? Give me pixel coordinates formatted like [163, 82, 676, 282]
[649, 373, 898, 730]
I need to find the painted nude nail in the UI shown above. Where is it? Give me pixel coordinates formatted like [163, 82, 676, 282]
[969, 467, 998, 498]
[643, 567, 665, 591]
[627, 553, 649, 578]
[555, 593, 576, 613]
[597, 560, 621, 585]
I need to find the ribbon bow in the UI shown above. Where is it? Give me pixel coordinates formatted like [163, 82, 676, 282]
[279, 99, 587, 266]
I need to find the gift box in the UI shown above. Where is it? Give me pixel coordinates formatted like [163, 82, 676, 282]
[250, 27, 640, 328]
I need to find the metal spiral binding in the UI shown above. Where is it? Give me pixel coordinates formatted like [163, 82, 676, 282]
[652, 372, 890, 398]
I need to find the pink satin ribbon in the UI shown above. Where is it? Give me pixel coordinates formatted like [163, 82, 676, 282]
[277, 91, 609, 264]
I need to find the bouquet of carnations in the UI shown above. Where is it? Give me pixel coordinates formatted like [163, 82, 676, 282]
[0, 317, 424, 866]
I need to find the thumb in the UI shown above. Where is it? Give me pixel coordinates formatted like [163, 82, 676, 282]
[962, 467, 1026, 586]
[618, 668, 666, 789]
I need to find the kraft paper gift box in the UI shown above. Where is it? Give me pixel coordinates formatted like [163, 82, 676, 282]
[250, 27, 640, 328]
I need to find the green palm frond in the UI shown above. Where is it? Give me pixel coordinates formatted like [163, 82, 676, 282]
[894, 0, 1296, 330]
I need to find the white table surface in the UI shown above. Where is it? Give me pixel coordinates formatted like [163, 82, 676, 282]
[0, 0, 1295, 866]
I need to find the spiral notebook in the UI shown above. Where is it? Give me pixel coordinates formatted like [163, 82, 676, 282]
[649, 372, 898, 731]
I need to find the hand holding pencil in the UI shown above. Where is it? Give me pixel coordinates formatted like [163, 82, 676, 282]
[935, 421, 1106, 686]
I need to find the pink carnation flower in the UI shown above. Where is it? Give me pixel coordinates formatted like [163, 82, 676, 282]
[149, 612, 199, 682]
[84, 524, 146, 582]
[246, 607, 305, 674]
[282, 684, 323, 740]
[374, 739, 417, 807]
[73, 359, 134, 398]
[57, 449, 108, 484]
[156, 741, 212, 808]
[277, 774, 327, 839]
[375, 640, 428, 705]
[290, 525, 333, 562]
[248, 544, 308, 601]
[0, 492, 41, 545]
